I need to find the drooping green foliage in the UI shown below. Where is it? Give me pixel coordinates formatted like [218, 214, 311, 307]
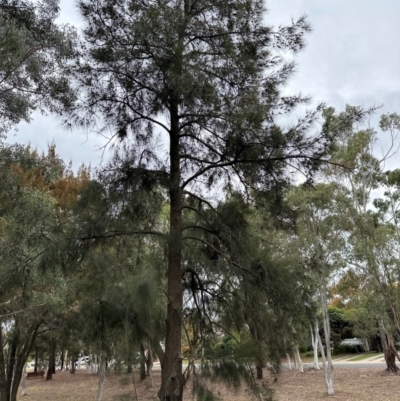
[0, 0, 77, 135]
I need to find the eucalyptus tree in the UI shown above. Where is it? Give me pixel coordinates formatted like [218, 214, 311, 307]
[67, 0, 353, 398]
[0, 0, 77, 135]
[287, 183, 353, 395]
[322, 108, 400, 372]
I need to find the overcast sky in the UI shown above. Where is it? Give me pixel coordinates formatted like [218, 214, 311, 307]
[6, 0, 400, 171]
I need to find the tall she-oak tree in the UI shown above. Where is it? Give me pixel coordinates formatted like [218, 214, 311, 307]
[69, 1, 339, 399]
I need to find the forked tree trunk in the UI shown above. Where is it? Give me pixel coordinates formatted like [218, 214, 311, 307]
[310, 321, 320, 370]
[10, 321, 42, 401]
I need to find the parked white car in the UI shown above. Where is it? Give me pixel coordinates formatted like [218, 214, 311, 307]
[78, 356, 90, 365]
[340, 338, 363, 347]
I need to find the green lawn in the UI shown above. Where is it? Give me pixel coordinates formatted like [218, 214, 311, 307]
[347, 353, 379, 361]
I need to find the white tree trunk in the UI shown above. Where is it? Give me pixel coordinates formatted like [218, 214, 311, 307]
[92, 354, 98, 374]
[363, 338, 370, 352]
[89, 354, 95, 374]
[295, 348, 304, 373]
[310, 321, 320, 370]
[286, 353, 292, 370]
[21, 363, 27, 396]
[95, 354, 107, 401]
[77, 357, 81, 370]
[319, 277, 334, 395]
[65, 350, 69, 370]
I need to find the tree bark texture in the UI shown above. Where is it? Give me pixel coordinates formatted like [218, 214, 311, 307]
[380, 330, 399, 373]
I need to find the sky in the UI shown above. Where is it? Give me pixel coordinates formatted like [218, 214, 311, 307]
[6, 0, 400, 171]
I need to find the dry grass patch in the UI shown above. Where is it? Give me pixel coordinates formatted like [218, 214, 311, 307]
[273, 368, 400, 400]
[17, 370, 259, 401]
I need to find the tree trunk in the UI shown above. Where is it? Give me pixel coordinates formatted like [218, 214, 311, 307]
[6, 333, 18, 400]
[255, 348, 264, 379]
[95, 354, 107, 401]
[311, 321, 320, 370]
[316, 325, 334, 395]
[286, 353, 292, 370]
[140, 344, 146, 381]
[146, 344, 153, 377]
[60, 350, 65, 371]
[20, 364, 27, 396]
[158, 109, 184, 401]
[320, 279, 334, 396]
[146, 344, 154, 387]
[10, 320, 42, 401]
[52, 346, 56, 374]
[46, 340, 56, 380]
[127, 363, 132, 374]
[294, 348, 304, 373]
[70, 355, 76, 374]
[91, 355, 98, 374]
[0, 324, 8, 401]
[249, 326, 265, 379]
[34, 347, 38, 373]
[380, 330, 399, 373]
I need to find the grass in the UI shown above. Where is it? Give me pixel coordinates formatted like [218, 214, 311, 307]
[347, 353, 380, 361]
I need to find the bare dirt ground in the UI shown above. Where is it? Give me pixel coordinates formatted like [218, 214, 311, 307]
[17, 367, 400, 401]
[273, 368, 400, 401]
